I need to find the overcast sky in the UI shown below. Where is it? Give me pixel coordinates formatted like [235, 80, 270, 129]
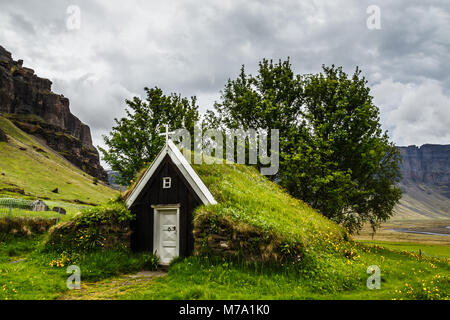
[0, 0, 449, 168]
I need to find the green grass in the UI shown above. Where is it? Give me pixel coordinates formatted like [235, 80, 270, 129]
[0, 234, 43, 263]
[1, 201, 89, 223]
[1, 147, 448, 300]
[0, 234, 158, 300]
[0, 234, 67, 299]
[0, 116, 117, 204]
[357, 240, 450, 259]
[60, 245, 450, 300]
[131, 245, 448, 300]
[1, 234, 448, 300]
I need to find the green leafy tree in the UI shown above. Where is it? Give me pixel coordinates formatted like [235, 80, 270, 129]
[99, 87, 199, 186]
[205, 58, 304, 177]
[207, 59, 402, 232]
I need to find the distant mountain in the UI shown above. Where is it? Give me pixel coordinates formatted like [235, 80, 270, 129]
[395, 144, 450, 219]
[398, 144, 450, 196]
[106, 170, 126, 191]
[0, 45, 106, 181]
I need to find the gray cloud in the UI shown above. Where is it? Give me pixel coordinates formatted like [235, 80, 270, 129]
[372, 79, 450, 146]
[0, 0, 449, 168]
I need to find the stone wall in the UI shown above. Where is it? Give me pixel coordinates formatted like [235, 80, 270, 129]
[193, 212, 304, 263]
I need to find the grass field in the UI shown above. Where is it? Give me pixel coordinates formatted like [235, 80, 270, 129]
[0, 234, 159, 299]
[0, 199, 448, 300]
[357, 240, 450, 258]
[0, 200, 89, 223]
[0, 233, 447, 300]
[61, 246, 450, 300]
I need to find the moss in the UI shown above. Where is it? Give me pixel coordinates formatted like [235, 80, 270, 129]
[1, 113, 47, 125]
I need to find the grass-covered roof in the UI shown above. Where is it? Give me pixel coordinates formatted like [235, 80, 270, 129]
[126, 154, 347, 254]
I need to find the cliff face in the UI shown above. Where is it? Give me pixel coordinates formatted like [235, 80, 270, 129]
[0, 45, 106, 181]
[0, 127, 7, 142]
[398, 144, 450, 197]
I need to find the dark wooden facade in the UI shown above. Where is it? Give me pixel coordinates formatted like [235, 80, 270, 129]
[129, 154, 202, 256]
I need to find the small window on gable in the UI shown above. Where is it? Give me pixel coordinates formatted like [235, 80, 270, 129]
[163, 177, 172, 189]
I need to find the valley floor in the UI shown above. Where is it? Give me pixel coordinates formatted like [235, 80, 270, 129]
[353, 219, 450, 245]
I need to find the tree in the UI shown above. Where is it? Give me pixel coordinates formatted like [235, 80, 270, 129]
[207, 59, 402, 232]
[99, 87, 199, 186]
[205, 58, 304, 178]
[286, 65, 402, 232]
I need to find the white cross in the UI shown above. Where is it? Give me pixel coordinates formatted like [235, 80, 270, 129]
[158, 124, 175, 145]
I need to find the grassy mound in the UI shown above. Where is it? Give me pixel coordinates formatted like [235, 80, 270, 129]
[45, 201, 134, 253]
[36, 201, 160, 285]
[191, 163, 346, 262]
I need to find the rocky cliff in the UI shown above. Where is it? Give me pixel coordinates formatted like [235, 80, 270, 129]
[398, 144, 450, 195]
[0, 45, 106, 181]
[394, 144, 450, 219]
[0, 127, 7, 142]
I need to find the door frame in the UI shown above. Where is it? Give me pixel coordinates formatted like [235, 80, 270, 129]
[152, 204, 180, 264]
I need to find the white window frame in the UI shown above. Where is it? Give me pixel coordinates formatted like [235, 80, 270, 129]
[162, 177, 172, 189]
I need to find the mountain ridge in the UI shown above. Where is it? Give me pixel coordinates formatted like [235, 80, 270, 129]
[398, 144, 450, 192]
[395, 144, 450, 219]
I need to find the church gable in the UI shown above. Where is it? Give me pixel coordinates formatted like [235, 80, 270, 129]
[130, 154, 203, 208]
[125, 140, 217, 209]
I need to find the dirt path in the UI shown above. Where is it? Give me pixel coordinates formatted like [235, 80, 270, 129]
[59, 271, 167, 300]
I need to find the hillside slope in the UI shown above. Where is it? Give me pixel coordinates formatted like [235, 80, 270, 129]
[0, 116, 117, 204]
[393, 182, 450, 220]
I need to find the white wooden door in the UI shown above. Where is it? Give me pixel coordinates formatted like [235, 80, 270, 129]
[154, 208, 179, 265]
